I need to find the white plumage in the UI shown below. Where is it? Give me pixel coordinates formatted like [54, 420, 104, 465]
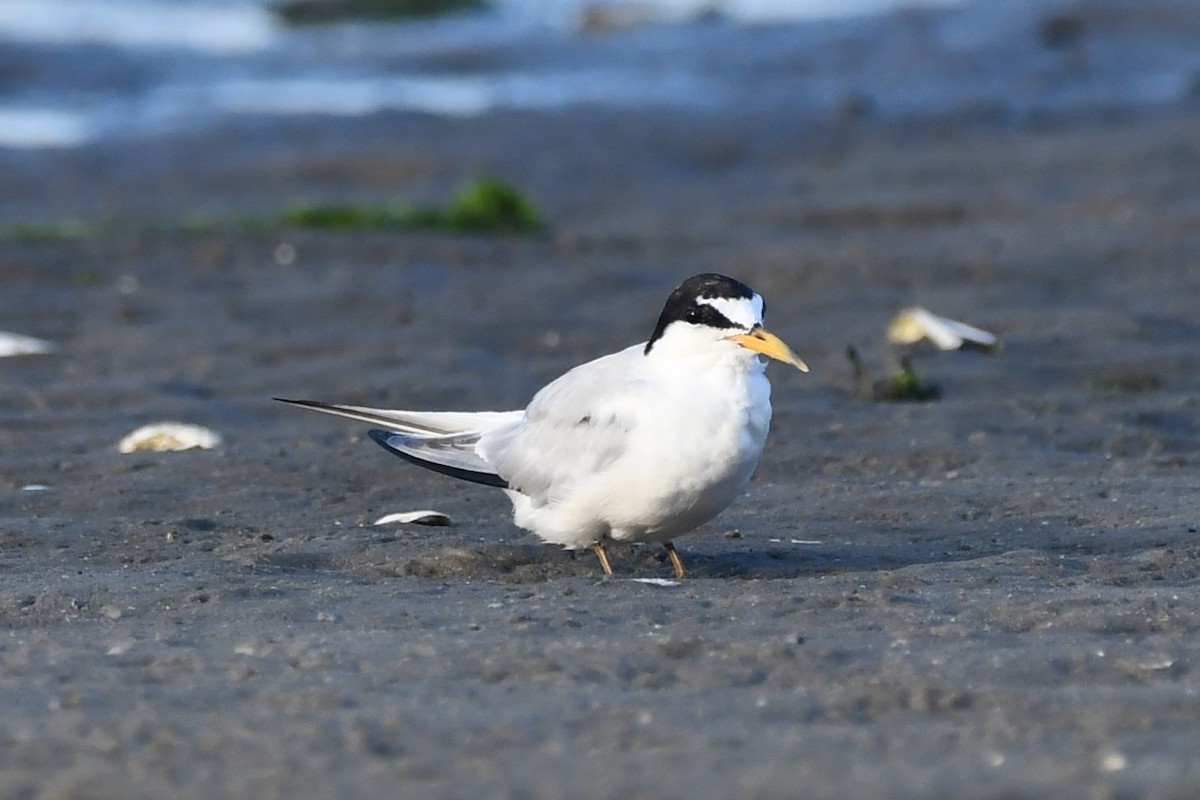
[278, 273, 807, 578]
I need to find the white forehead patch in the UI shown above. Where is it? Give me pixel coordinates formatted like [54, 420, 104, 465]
[697, 293, 763, 330]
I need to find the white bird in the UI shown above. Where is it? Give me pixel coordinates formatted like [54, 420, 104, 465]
[277, 273, 808, 578]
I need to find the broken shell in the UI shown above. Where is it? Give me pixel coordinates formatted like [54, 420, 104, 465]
[118, 423, 222, 453]
[887, 307, 999, 351]
[0, 331, 56, 357]
[373, 510, 452, 527]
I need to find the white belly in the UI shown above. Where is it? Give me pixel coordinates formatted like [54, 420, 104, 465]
[506, 371, 772, 549]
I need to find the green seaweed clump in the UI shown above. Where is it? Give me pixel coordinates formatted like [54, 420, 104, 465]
[276, 0, 487, 25]
[437, 178, 543, 233]
[2, 220, 91, 243]
[846, 346, 941, 403]
[2, 179, 542, 243]
[284, 179, 543, 234]
[283, 203, 409, 230]
[878, 358, 941, 402]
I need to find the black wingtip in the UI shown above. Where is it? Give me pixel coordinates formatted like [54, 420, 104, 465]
[275, 398, 354, 416]
[367, 428, 398, 448]
[367, 429, 509, 489]
[274, 397, 320, 408]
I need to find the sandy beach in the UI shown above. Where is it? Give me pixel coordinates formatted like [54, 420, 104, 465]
[3, 4, 1200, 797]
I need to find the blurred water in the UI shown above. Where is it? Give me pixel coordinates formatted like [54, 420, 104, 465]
[0, 0, 273, 52]
[0, 0, 1198, 149]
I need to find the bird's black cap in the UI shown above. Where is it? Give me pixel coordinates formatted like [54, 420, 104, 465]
[645, 273, 758, 354]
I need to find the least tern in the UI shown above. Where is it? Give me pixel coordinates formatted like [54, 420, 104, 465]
[277, 273, 807, 578]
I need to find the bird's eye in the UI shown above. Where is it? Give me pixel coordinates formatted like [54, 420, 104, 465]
[684, 307, 700, 323]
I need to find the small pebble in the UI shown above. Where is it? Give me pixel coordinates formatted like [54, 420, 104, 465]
[106, 640, 135, 656]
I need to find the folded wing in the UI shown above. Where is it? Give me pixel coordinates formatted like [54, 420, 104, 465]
[477, 347, 647, 505]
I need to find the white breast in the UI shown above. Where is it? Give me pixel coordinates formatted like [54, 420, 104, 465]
[491, 343, 773, 550]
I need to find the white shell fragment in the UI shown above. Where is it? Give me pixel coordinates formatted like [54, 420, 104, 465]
[117, 423, 222, 453]
[373, 510, 452, 527]
[630, 578, 681, 587]
[0, 331, 56, 357]
[887, 307, 999, 351]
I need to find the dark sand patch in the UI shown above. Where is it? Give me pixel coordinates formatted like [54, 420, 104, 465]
[2, 59, 1200, 800]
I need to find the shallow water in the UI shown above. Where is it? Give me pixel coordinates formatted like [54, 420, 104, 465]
[2, 0, 1199, 149]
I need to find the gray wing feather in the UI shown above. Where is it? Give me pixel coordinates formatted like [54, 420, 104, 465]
[371, 429, 508, 488]
[478, 347, 646, 504]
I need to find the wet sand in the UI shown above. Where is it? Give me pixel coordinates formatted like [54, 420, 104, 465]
[3, 75, 1200, 799]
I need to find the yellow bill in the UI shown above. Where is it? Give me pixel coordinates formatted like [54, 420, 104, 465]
[727, 325, 809, 372]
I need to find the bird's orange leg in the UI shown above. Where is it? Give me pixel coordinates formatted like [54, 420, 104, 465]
[663, 541, 687, 579]
[593, 543, 614, 576]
